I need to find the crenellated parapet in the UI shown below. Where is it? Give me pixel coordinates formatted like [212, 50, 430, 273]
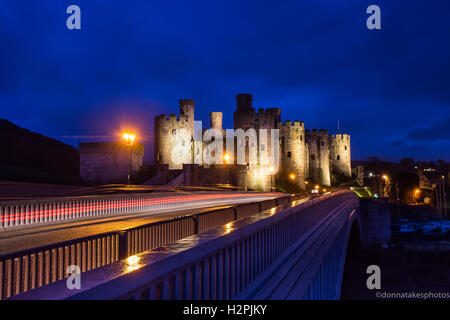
[154, 99, 196, 169]
[329, 133, 351, 178]
[276, 119, 307, 191]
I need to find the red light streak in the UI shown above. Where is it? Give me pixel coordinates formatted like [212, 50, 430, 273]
[0, 193, 282, 224]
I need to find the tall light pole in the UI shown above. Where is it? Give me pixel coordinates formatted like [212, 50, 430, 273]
[382, 174, 388, 199]
[122, 133, 135, 185]
[269, 166, 275, 192]
[224, 153, 230, 185]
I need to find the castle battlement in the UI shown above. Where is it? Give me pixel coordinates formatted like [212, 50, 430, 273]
[330, 133, 350, 142]
[79, 142, 144, 155]
[277, 120, 304, 129]
[151, 93, 352, 189]
[155, 113, 189, 124]
[257, 108, 282, 116]
[306, 129, 329, 138]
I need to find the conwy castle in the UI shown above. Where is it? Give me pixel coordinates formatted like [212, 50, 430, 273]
[153, 94, 351, 192]
[79, 94, 351, 191]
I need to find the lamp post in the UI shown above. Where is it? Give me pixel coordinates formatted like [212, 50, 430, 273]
[122, 133, 135, 185]
[223, 153, 230, 185]
[381, 174, 388, 198]
[269, 166, 275, 192]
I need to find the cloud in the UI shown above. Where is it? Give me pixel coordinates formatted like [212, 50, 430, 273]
[407, 117, 450, 141]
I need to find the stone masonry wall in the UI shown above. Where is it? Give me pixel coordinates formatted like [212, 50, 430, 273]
[79, 142, 144, 184]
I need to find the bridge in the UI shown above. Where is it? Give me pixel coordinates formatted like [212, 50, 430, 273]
[0, 189, 390, 300]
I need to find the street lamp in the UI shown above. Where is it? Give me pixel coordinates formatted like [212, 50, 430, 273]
[269, 166, 275, 192]
[381, 174, 389, 198]
[414, 188, 421, 203]
[223, 153, 229, 184]
[122, 132, 135, 185]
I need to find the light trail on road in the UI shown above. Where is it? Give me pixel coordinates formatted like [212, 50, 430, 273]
[0, 192, 284, 225]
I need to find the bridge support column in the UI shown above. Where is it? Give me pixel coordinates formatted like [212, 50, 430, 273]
[359, 198, 391, 247]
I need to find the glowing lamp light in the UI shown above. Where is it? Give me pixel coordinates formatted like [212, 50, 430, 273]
[382, 175, 388, 180]
[269, 166, 275, 173]
[127, 255, 139, 266]
[289, 173, 296, 180]
[224, 153, 230, 163]
[122, 132, 136, 146]
[414, 188, 421, 194]
[125, 255, 143, 273]
[314, 185, 320, 190]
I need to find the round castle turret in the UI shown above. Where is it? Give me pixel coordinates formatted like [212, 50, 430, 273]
[154, 99, 195, 169]
[278, 120, 307, 191]
[210, 112, 223, 131]
[306, 129, 331, 187]
[329, 133, 351, 178]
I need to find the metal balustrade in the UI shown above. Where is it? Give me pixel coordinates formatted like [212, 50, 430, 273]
[0, 192, 283, 230]
[0, 231, 119, 300]
[10, 191, 356, 300]
[0, 194, 293, 300]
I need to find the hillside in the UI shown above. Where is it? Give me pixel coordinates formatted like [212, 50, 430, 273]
[0, 119, 80, 184]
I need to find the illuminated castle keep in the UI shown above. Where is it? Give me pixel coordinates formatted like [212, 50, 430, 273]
[154, 94, 352, 192]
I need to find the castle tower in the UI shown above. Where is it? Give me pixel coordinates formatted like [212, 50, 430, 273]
[210, 112, 223, 132]
[236, 93, 253, 110]
[154, 99, 195, 169]
[306, 129, 331, 187]
[233, 94, 281, 164]
[179, 99, 195, 137]
[278, 120, 307, 191]
[329, 133, 351, 179]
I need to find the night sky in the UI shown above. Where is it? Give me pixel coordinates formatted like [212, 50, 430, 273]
[1, 1, 450, 164]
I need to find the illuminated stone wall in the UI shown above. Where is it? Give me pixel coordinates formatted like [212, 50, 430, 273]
[278, 120, 307, 191]
[329, 134, 352, 178]
[79, 142, 144, 184]
[306, 129, 331, 187]
[154, 99, 195, 169]
[153, 93, 352, 191]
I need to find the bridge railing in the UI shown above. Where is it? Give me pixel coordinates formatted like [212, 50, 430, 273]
[0, 192, 283, 230]
[11, 191, 355, 300]
[0, 194, 294, 300]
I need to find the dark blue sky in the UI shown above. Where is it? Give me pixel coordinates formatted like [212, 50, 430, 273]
[1, 0, 450, 164]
